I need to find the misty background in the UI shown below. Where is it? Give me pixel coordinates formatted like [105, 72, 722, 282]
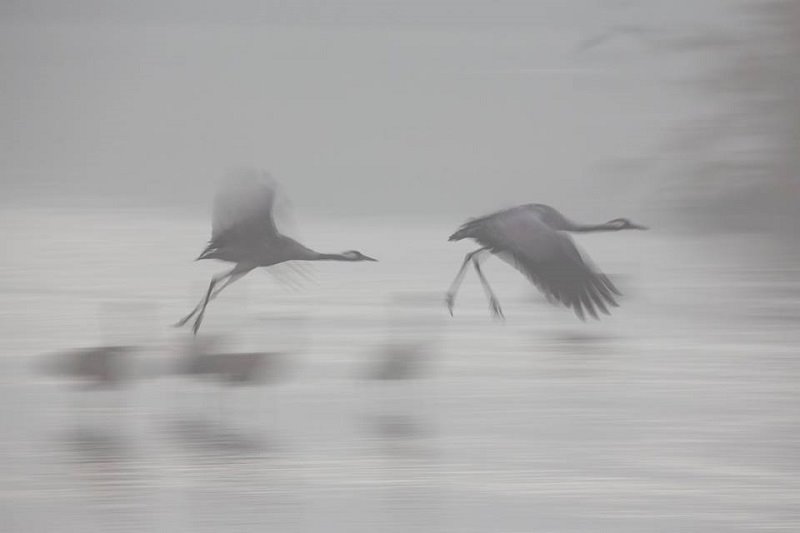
[5, 0, 794, 228]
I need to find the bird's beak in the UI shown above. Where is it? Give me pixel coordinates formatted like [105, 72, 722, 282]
[631, 223, 648, 230]
[363, 255, 378, 262]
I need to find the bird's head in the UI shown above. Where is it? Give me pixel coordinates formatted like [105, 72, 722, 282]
[606, 218, 648, 231]
[340, 250, 378, 262]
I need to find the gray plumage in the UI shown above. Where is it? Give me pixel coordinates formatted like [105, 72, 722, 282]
[175, 169, 377, 334]
[446, 203, 647, 320]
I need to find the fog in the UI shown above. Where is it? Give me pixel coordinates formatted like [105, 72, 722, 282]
[1, 0, 737, 218]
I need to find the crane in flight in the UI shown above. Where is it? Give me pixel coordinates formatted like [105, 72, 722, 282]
[446, 203, 646, 319]
[175, 169, 376, 334]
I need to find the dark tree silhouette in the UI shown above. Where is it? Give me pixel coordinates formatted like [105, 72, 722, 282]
[661, 1, 800, 235]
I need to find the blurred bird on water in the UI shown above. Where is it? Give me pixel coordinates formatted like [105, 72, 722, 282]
[175, 336, 286, 386]
[175, 169, 377, 333]
[446, 203, 647, 319]
[42, 345, 137, 389]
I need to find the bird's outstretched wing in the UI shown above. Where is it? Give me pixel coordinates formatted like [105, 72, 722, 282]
[211, 169, 281, 241]
[454, 205, 620, 320]
[197, 169, 293, 260]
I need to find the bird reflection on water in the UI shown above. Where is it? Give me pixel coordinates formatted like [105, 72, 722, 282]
[168, 334, 289, 436]
[162, 417, 275, 457]
[61, 426, 132, 465]
[360, 292, 442, 459]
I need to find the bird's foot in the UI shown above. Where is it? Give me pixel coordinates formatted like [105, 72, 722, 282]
[489, 298, 504, 320]
[445, 293, 455, 316]
[174, 307, 201, 328]
[173, 315, 192, 328]
[192, 314, 204, 336]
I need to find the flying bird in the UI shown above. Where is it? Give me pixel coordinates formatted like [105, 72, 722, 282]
[175, 169, 377, 334]
[446, 204, 647, 319]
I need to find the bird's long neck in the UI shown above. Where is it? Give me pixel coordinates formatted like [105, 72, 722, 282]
[567, 222, 619, 233]
[312, 252, 352, 261]
[281, 238, 352, 262]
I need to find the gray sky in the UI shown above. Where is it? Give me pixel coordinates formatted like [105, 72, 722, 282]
[1, 0, 737, 217]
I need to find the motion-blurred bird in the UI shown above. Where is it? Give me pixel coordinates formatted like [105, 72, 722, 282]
[446, 204, 647, 319]
[175, 169, 377, 333]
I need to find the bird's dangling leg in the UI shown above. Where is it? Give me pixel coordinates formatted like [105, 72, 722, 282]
[472, 257, 504, 320]
[174, 265, 250, 331]
[445, 248, 488, 316]
[191, 268, 251, 335]
[174, 285, 218, 328]
[174, 271, 233, 328]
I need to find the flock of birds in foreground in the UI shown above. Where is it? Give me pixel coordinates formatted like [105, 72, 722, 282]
[176, 169, 647, 334]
